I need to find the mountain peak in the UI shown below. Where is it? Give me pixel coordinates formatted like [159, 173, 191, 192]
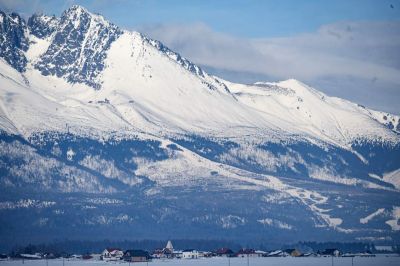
[28, 13, 59, 39]
[34, 5, 122, 89]
[0, 10, 28, 72]
[60, 5, 91, 25]
[272, 78, 324, 97]
[278, 78, 308, 88]
[63, 5, 89, 16]
[56, 5, 118, 38]
[0, 10, 25, 26]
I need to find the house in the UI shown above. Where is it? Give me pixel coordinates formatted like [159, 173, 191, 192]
[375, 245, 393, 252]
[173, 250, 183, 259]
[254, 250, 267, 257]
[152, 249, 164, 259]
[182, 249, 199, 259]
[283, 249, 302, 257]
[215, 248, 234, 257]
[320, 249, 341, 257]
[236, 249, 259, 258]
[346, 251, 375, 257]
[101, 248, 123, 261]
[358, 251, 375, 257]
[152, 248, 173, 259]
[123, 250, 150, 262]
[267, 250, 284, 257]
[19, 254, 42, 260]
[200, 251, 213, 258]
[301, 252, 315, 257]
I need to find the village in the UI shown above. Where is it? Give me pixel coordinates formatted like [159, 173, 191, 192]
[1, 240, 384, 263]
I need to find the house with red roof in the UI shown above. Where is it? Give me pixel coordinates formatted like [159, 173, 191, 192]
[101, 248, 123, 261]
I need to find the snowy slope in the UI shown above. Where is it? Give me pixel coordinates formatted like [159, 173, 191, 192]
[99, 31, 280, 136]
[222, 78, 399, 146]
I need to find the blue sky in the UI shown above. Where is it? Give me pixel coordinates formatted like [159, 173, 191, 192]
[0, 0, 400, 113]
[111, 0, 400, 37]
[2, 0, 399, 37]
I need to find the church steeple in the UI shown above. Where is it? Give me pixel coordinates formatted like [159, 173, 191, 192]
[166, 240, 174, 251]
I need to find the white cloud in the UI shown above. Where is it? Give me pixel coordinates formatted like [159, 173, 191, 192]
[253, 21, 400, 82]
[139, 21, 400, 114]
[139, 23, 270, 76]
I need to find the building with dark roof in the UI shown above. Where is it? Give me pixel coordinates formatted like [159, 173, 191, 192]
[123, 250, 150, 262]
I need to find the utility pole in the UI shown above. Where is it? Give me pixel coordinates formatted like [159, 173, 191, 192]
[352, 256, 354, 266]
[247, 254, 249, 266]
[331, 255, 333, 266]
[228, 256, 230, 266]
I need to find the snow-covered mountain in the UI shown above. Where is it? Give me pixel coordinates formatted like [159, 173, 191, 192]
[0, 6, 399, 249]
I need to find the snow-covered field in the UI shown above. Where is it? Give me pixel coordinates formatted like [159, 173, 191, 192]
[1, 257, 400, 266]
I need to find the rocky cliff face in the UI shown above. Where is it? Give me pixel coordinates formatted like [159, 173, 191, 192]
[0, 11, 28, 72]
[33, 6, 122, 89]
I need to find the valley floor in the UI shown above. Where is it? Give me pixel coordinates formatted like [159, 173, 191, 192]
[1, 256, 400, 266]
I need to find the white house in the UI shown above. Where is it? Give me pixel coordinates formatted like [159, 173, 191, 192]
[182, 249, 199, 259]
[267, 250, 284, 257]
[375, 246, 393, 252]
[19, 254, 42, 259]
[173, 250, 183, 259]
[101, 248, 123, 261]
[254, 250, 267, 257]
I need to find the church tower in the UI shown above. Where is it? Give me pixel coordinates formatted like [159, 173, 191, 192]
[166, 240, 174, 251]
